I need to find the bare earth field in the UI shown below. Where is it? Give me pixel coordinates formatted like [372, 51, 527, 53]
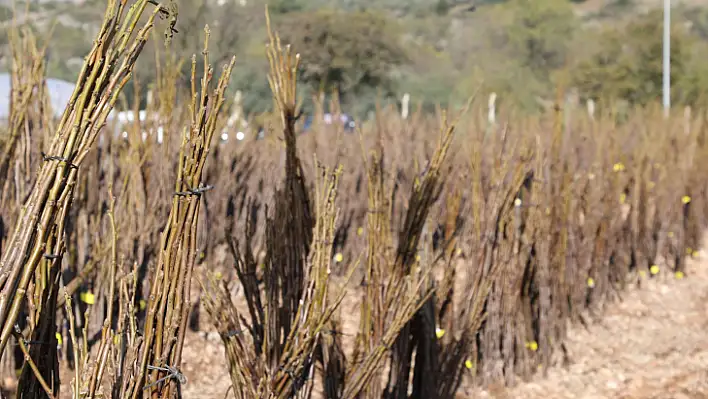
[174, 248, 708, 399]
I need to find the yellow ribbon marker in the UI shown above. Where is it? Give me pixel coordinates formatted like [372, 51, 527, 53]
[415, 254, 421, 262]
[613, 162, 625, 172]
[435, 327, 445, 339]
[675, 271, 685, 279]
[465, 360, 474, 369]
[587, 278, 595, 288]
[214, 271, 223, 280]
[682, 195, 691, 205]
[80, 291, 96, 305]
[456, 248, 462, 256]
[650, 265, 660, 275]
[686, 247, 693, 255]
[525, 341, 538, 351]
[693, 250, 700, 258]
[113, 335, 120, 345]
[334, 253, 343, 263]
[139, 299, 147, 310]
[619, 193, 626, 204]
[55, 332, 63, 346]
[357, 227, 364, 236]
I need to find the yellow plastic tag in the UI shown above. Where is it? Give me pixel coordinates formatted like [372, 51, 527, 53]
[435, 328, 445, 339]
[80, 291, 96, 305]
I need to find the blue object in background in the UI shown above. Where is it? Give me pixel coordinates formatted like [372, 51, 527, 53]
[303, 114, 313, 132]
[0, 73, 75, 119]
[301, 113, 355, 133]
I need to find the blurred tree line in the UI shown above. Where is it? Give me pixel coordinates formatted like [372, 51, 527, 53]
[3, 0, 708, 118]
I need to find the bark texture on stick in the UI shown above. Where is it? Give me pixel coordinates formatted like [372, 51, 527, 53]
[0, 2, 162, 397]
[121, 27, 235, 399]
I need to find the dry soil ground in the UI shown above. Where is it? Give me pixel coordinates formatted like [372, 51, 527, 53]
[177, 247, 708, 399]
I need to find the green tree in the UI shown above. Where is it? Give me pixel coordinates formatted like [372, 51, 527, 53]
[278, 9, 407, 115]
[266, 0, 305, 13]
[441, 0, 578, 112]
[501, 0, 576, 78]
[683, 6, 708, 40]
[569, 10, 703, 107]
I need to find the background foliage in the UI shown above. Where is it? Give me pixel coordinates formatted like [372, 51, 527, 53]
[1, 0, 708, 116]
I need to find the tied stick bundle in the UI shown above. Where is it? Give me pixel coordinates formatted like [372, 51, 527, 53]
[263, 9, 314, 354]
[344, 146, 431, 399]
[0, 0, 164, 396]
[202, 12, 352, 398]
[0, 20, 51, 198]
[202, 161, 346, 399]
[0, 18, 53, 295]
[121, 27, 235, 399]
[58, 188, 120, 399]
[345, 109, 465, 398]
[384, 107, 465, 397]
[13, 26, 72, 399]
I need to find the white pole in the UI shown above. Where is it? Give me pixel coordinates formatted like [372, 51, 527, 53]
[587, 98, 595, 120]
[401, 93, 410, 120]
[663, 0, 671, 117]
[488, 92, 497, 125]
